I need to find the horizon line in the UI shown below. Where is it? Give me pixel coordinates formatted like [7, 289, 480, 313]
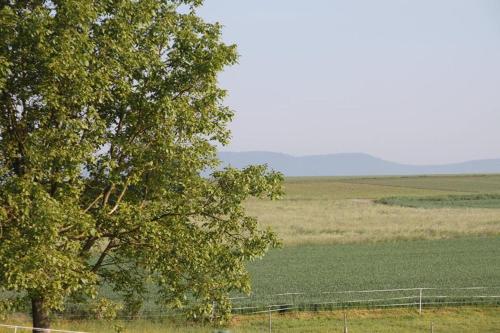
[218, 150, 500, 167]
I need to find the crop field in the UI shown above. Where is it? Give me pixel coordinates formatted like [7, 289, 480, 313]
[112, 175, 500, 314]
[337, 174, 500, 194]
[94, 237, 499, 317]
[241, 175, 500, 300]
[246, 237, 500, 296]
[246, 174, 500, 244]
[2, 174, 500, 332]
[377, 193, 500, 209]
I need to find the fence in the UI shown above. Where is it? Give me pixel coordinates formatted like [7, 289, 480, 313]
[227, 286, 500, 333]
[1, 286, 499, 327]
[53, 285, 500, 320]
[228, 286, 500, 316]
[0, 324, 88, 333]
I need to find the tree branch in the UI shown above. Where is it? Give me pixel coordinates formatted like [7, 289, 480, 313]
[80, 237, 98, 255]
[102, 183, 115, 208]
[92, 239, 118, 272]
[172, 84, 193, 101]
[108, 179, 130, 215]
[84, 193, 103, 213]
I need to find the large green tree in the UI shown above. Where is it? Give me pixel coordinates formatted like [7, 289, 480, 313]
[0, 0, 282, 330]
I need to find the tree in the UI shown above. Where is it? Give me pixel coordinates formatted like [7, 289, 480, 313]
[0, 0, 283, 330]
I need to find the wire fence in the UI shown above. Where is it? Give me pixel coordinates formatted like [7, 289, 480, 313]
[2, 286, 499, 325]
[50, 285, 500, 320]
[226, 286, 500, 333]
[229, 286, 500, 316]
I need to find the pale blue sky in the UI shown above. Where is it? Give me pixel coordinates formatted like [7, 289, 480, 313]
[199, 0, 500, 164]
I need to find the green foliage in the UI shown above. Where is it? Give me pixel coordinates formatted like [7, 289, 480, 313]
[377, 193, 500, 209]
[0, 299, 12, 320]
[90, 298, 123, 320]
[0, 0, 283, 325]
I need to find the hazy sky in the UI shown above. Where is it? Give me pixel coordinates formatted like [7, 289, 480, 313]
[199, 0, 500, 165]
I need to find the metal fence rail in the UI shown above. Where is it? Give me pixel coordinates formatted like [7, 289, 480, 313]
[57, 286, 500, 319]
[2, 286, 499, 324]
[55, 286, 500, 319]
[0, 324, 88, 333]
[229, 286, 500, 315]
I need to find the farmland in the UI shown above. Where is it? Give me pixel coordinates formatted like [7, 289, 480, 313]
[2, 174, 500, 331]
[122, 175, 500, 316]
[245, 175, 500, 244]
[377, 193, 500, 209]
[338, 174, 500, 193]
[242, 175, 500, 299]
[246, 237, 500, 296]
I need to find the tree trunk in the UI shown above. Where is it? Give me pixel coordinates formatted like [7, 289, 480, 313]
[31, 297, 50, 333]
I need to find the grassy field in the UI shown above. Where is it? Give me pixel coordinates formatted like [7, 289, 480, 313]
[242, 175, 500, 300]
[245, 237, 500, 296]
[377, 193, 500, 209]
[3, 174, 500, 331]
[338, 174, 500, 193]
[246, 175, 500, 244]
[3, 307, 500, 332]
[90, 237, 499, 317]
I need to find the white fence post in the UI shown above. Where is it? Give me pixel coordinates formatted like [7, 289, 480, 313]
[268, 306, 272, 333]
[419, 288, 423, 315]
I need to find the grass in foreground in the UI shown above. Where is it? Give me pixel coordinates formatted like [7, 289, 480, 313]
[229, 307, 500, 333]
[3, 307, 499, 332]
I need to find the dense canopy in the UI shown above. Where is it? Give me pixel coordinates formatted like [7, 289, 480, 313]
[0, 0, 282, 328]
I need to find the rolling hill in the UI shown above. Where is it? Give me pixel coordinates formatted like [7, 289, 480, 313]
[218, 151, 500, 176]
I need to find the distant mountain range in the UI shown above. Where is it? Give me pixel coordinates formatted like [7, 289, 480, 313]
[218, 151, 500, 177]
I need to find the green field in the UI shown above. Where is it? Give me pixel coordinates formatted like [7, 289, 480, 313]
[246, 237, 500, 296]
[246, 174, 500, 244]
[3, 174, 500, 331]
[337, 174, 500, 193]
[118, 237, 499, 316]
[131, 175, 500, 314]
[241, 175, 500, 303]
[377, 193, 500, 209]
